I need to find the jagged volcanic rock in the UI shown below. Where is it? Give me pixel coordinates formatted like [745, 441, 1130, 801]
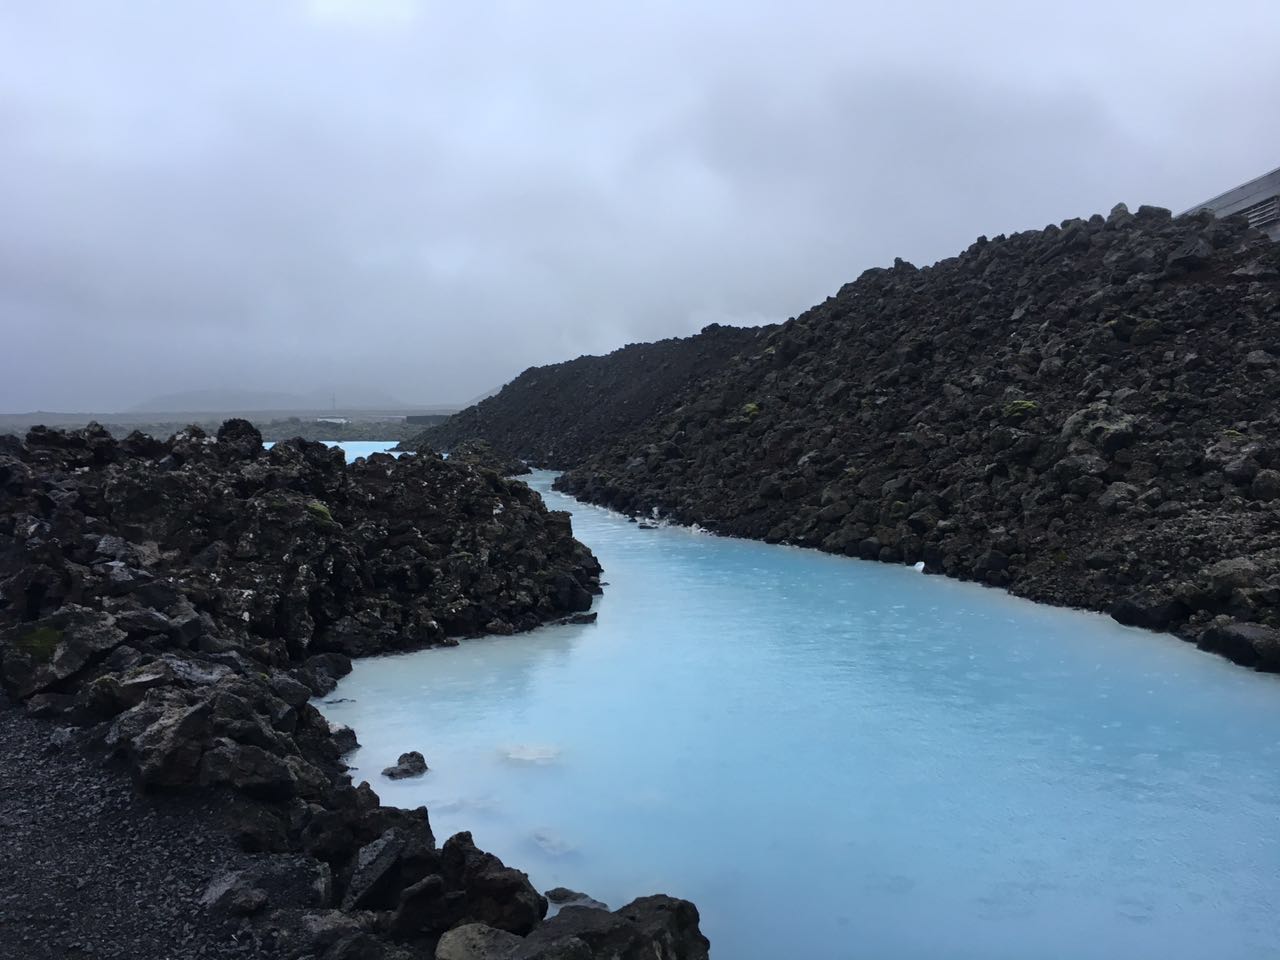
[445, 438, 532, 476]
[557, 205, 1280, 671]
[0, 420, 708, 958]
[406, 324, 774, 467]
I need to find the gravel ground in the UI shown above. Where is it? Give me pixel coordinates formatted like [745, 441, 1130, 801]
[0, 692, 268, 960]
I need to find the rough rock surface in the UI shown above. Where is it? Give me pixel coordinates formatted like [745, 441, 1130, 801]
[406, 325, 772, 467]
[558, 206, 1280, 670]
[0, 421, 707, 958]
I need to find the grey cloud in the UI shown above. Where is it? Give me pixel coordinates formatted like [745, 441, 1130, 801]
[1, 0, 1278, 411]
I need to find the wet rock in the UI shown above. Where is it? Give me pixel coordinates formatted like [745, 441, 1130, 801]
[382, 750, 428, 780]
[553, 612, 598, 626]
[1110, 590, 1188, 631]
[1199, 620, 1280, 671]
[521, 896, 709, 960]
[331, 724, 360, 756]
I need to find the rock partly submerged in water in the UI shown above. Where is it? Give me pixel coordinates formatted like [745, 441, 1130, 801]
[383, 750, 429, 780]
[435, 895, 709, 960]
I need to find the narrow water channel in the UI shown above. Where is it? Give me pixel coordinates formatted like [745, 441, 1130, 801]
[321, 469, 1280, 960]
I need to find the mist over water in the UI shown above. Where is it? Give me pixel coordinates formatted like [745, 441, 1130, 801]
[321, 471, 1280, 960]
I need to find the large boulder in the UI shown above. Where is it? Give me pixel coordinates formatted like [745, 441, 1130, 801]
[342, 828, 409, 911]
[199, 738, 298, 800]
[1198, 620, 1280, 670]
[1109, 590, 1188, 631]
[215, 418, 264, 460]
[382, 750, 428, 780]
[0, 607, 127, 699]
[109, 692, 213, 788]
[441, 832, 547, 935]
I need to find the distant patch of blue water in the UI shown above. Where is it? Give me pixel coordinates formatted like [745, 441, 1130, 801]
[262, 440, 402, 462]
[320, 471, 1280, 960]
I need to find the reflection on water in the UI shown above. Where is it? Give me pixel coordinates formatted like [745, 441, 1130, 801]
[322, 471, 1280, 960]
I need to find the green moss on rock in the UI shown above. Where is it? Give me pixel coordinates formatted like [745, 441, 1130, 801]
[305, 501, 334, 523]
[1003, 399, 1040, 421]
[15, 626, 62, 663]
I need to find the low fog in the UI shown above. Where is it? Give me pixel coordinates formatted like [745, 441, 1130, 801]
[2, 0, 1277, 411]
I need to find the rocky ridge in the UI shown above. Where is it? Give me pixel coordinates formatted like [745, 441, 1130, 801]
[443, 439, 532, 477]
[0, 420, 709, 959]
[405, 324, 773, 467]
[557, 205, 1280, 671]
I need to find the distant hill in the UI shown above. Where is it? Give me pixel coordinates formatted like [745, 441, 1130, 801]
[407, 323, 775, 467]
[130, 386, 408, 413]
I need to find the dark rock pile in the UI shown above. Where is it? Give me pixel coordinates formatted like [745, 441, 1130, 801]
[558, 205, 1280, 671]
[444, 439, 531, 477]
[0, 420, 708, 959]
[406, 324, 773, 467]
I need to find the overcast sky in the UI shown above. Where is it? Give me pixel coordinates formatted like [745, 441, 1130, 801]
[1, 1, 1278, 411]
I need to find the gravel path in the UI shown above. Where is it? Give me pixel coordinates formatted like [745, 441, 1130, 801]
[0, 693, 267, 960]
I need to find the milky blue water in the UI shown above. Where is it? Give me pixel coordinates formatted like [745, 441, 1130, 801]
[262, 439, 402, 461]
[320, 471, 1280, 960]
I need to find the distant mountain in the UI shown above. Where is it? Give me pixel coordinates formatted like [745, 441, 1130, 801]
[129, 386, 408, 412]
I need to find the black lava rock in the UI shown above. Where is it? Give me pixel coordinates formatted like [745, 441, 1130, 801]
[552, 206, 1280, 671]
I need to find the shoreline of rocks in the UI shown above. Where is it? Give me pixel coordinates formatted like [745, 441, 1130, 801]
[398, 204, 1280, 676]
[0, 420, 710, 960]
[551, 206, 1280, 673]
